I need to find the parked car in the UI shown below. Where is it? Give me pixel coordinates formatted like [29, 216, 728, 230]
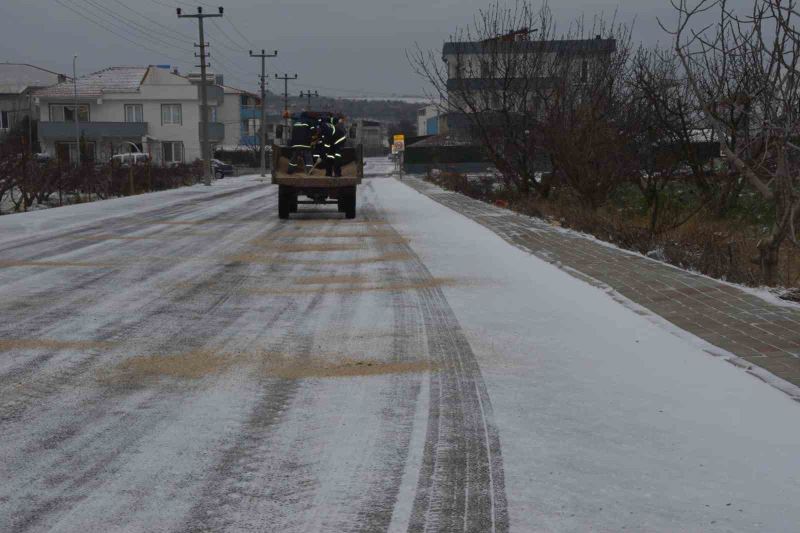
[211, 159, 234, 179]
[110, 152, 150, 167]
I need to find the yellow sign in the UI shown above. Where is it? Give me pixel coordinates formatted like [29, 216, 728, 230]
[393, 134, 405, 153]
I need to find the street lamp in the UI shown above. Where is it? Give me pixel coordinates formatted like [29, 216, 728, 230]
[73, 54, 80, 166]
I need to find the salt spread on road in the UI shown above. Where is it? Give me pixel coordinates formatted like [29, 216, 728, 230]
[1, 161, 799, 532]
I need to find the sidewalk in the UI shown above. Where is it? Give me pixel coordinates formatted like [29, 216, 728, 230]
[402, 176, 800, 396]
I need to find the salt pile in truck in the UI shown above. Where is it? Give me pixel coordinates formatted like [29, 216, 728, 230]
[271, 111, 364, 219]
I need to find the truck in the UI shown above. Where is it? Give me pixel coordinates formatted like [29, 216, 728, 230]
[271, 113, 364, 219]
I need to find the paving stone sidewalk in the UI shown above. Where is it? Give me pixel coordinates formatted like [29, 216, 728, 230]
[402, 176, 800, 394]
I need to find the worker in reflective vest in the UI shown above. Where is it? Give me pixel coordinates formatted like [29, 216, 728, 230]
[287, 116, 314, 175]
[320, 117, 348, 177]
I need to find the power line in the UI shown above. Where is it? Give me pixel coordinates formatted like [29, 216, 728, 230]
[225, 18, 254, 50]
[52, 0, 186, 63]
[74, 0, 194, 54]
[210, 19, 248, 52]
[109, 0, 197, 42]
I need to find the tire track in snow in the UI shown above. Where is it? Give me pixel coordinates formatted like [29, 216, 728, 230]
[361, 181, 509, 533]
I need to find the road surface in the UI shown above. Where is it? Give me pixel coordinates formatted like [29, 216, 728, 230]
[1, 160, 800, 532]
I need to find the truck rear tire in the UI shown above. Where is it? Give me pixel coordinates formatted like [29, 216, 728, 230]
[278, 185, 291, 219]
[339, 186, 356, 219]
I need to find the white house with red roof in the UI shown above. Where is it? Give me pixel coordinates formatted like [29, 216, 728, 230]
[34, 65, 225, 165]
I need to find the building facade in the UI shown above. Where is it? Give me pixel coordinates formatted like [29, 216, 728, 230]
[440, 34, 617, 134]
[417, 104, 440, 136]
[34, 65, 225, 164]
[0, 63, 67, 144]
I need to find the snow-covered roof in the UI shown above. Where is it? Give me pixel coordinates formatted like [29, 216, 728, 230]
[223, 85, 258, 98]
[34, 66, 149, 98]
[0, 63, 67, 94]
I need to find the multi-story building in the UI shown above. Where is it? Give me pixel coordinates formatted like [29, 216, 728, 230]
[0, 63, 67, 143]
[34, 65, 224, 164]
[440, 32, 616, 133]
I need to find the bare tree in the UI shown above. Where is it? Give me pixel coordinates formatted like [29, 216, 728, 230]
[540, 16, 637, 209]
[409, 1, 557, 196]
[664, 0, 800, 283]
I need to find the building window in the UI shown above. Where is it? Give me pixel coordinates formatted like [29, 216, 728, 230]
[162, 141, 184, 164]
[0, 110, 8, 130]
[49, 104, 89, 122]
[208, 107, 217, 122]
[246, 118, 261, 137]
[161, 104, 182, 125]
[124, 104, 144, 123]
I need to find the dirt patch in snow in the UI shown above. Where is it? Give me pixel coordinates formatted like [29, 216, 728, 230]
[104, 349, 241, 382]
[0, 339, 115, 352]
[228, 252, 413, 265]
[289, 219, 389, 226]
[249, 242, 366, 253]
[72, 235, 163, 241]
[248, 278, 461, 295]
[273, 231, 404, 239]
[292, 274, 374, 285]
[0, 260, 116, 268]
[101, 349, 432, 383]
[263, 358, 434, 379]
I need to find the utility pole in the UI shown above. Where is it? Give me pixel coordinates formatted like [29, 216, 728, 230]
[73, 55, 80, 166]
[177, 6, 223, 186]
[275, 73, 297, 145]
[299, 90, 319, 110]
[249, 49, 277, 177]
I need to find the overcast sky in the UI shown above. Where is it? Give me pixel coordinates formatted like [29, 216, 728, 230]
[1, 0, 747, 99]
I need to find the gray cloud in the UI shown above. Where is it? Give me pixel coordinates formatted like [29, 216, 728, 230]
[1, 0, 751, 98]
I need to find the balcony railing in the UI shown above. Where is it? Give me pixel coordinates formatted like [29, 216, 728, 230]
[39, 121, 147, 140]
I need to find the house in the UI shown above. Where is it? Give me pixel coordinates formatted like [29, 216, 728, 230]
[417, 104, 440, 136]
[222, 86, 286, 148]
[350, 119, 386, 157]
[34, 65, 224, 164]
[0, 63, 67, 143]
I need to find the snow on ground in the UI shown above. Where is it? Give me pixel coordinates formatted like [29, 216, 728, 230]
[0, 175, 265, 246]
[2, 160, 799, 532]
[367, 177, 800, 532]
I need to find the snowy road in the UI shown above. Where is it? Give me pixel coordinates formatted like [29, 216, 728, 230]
[1, 160, 800, 532]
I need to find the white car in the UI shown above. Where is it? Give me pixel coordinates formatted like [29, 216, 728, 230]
[110, 152, 150, 166]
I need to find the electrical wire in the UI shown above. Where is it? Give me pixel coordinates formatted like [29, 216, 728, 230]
[109, 0, 197, 43]
[225, 17, 255, 50]
[52, 0, 186, 63]
[210, 19, 248, 53]
[74, 0, 194, 54]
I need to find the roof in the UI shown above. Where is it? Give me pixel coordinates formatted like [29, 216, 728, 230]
[223, 85, 258, 98]
[0, 63, 68, 94]
[34, 66, 149, 98]
[442, 38, 617, 56]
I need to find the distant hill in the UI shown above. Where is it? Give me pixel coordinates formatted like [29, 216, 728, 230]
[264, 91, 424, 124]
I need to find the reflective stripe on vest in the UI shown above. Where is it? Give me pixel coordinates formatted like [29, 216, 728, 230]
[334, 136, 347, 145]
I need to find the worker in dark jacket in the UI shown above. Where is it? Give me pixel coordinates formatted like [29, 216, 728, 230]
[320, 116, 348, 177]
[287, 114, 314, 174]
